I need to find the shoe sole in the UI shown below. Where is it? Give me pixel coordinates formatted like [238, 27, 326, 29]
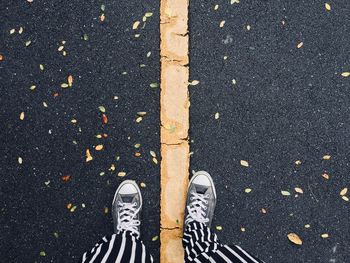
[189, 170, 217, 200]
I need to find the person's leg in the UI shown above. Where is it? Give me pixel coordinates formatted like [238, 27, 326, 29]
[183, 171, 265, 263]
[80, 180, 153, 263]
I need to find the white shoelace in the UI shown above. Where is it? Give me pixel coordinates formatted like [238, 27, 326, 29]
[117, 201, 141, 237]
[185, 192, 210, 224]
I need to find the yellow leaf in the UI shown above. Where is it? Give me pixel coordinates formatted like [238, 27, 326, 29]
[68, 75, 73, 87]
[95, 144, 104, 151]
[341, 72, 350, 77]
[240, 160, 249, 167]
[342, 196, 349, 202]
[20, 112, 25, 120]
[86, 149, 93, 162]
[321, 233, 329, 239]
[340, 188, 348, 196]
[133, 21, 140, 30]
[244, 188, 252, 193]
[219, 21, 225, 28]
[325, 3, 331, 11]
[322, 173, 330, 180]
[297, 42, 304, 49]
[287, 233, 303, 245]
[281, 190, 291, 196]
[118, 172, 126, 177]
[295, 187, 303, 194]
[323, 155, 331, 160]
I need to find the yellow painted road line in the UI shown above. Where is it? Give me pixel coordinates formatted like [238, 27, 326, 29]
[160, 0, 189, 262]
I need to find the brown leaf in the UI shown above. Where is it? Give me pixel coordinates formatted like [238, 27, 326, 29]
[86, 149, 93, 162]
[287, 233, 303, 245]
[62, 175, 71, 181]
[95, 144, 104, 151]
[68, 75, 73, 87]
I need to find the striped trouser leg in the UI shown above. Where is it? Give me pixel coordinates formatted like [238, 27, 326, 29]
[81, 231, 153, 263]
[182, 222, 265, 263]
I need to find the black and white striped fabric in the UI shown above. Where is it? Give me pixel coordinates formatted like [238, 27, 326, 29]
[81, 231, 153, 263]
[81, 222, 264, 263]
[183, 222, 265, 263]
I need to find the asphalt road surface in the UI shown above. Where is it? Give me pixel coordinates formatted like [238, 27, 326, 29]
[1, 1, 160, 262]
[189, 1, 350, 263]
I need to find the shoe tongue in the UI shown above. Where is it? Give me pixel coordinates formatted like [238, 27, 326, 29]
[195, 185, 208, 195]
[120, 194, 135, 203]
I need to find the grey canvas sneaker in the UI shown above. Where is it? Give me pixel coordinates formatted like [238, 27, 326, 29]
[184, 171, 217, 229]
[112, 180, 142, 237]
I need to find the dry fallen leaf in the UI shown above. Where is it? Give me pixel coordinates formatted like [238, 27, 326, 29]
[281, 190, 291, 196]
[321, 233, 329, 239]
[189, 80, 200, 86]
[98, 106, 106, 113]
[297, 42, 304, 49]
[133, 21, 140, 30]
[340, 188, 348, 196]
[287, 233, 303, 245]
[62, 175, 71, 181]
[219, 21, 226, 28]
[295, 160, 302, 165]
[325, 3, 331, 11]
[95, 145, 104, 151]
[215, 112, 220, 119]
[244, 188, 252, 193]
[68, 75, 73, 87]
[341, 72, 350, 77]
[323, 155, 331, 160]
[86, 149, 93, 162]
[20, 112, 25, 120]
[322, 173, 330, 180]
[342, 196, 349, 202]
[118, 172, 126, 177]
[240, 160, 249, 167]
[295, 187, 304, 194]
